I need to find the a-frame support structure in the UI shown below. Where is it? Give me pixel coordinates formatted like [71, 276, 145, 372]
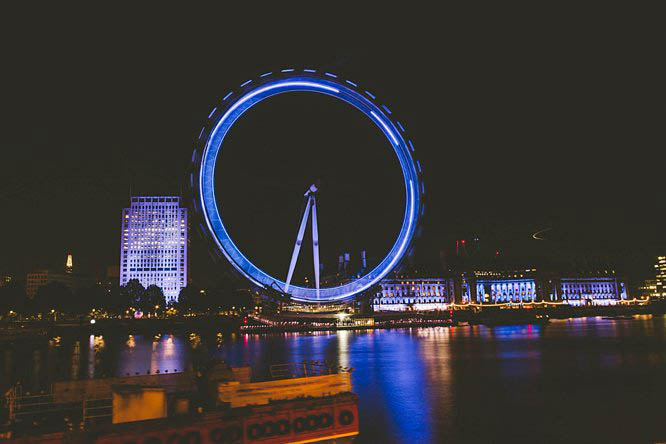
[284, 184, 320, 299]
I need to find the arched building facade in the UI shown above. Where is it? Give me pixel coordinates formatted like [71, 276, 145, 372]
[372, 270, 628, 311]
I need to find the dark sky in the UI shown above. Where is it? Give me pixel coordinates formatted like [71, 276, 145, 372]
[0, 5, 662, 287]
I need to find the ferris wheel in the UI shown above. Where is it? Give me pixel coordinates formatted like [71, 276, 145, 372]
[190, 69, 424, 303]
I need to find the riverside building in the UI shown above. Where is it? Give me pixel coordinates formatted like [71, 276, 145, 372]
[373, 278, 452, 311]
[372, 269, 628, 311]
[120, 196, 189, 303]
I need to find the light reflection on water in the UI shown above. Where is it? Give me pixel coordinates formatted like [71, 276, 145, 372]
[117, 334, 191, 377]
[1, 316, 666, 443]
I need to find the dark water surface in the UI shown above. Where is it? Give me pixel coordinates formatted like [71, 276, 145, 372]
[3, 316, 666, 443]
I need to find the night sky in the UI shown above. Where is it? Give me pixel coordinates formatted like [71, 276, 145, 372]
[1, 5, 662, 288]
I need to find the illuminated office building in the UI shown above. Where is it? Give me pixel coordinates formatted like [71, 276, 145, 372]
[638, 279, 657, 299]
[655, 256, 666, 298]
[120, 196, 188, 303]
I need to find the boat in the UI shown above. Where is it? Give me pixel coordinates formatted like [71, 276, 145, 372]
[601, 315, 634, 320]
[1, 360, 359, 443]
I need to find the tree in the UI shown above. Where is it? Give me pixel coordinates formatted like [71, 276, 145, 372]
[141, 285, 165, 314]
[177, 285, 201, 312]
[100, 283, 121, 313]
[208, 278, 240, 311]
[73, 284, 107, 313]
[119, 279, 145, 311]
[234, 289, 255, 312]
[0, 281, 26, 315]
[34, 281, 72, 314]
[357, 284, 381, 314]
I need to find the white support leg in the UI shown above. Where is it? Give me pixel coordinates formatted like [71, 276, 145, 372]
[284, 195, 312, 293]
[311, 195, 320, 299]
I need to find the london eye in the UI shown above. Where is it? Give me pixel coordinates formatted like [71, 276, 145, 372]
[191, 70, 424, 303]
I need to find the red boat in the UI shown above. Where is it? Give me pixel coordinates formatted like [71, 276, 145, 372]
[2, 361, 359, 443]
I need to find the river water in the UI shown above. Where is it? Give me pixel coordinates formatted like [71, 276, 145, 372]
[2, 316, 666, 443]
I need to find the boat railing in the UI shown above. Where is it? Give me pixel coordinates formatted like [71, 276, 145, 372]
[4, 386, 112, 431]
[82, 397, 113, 426]
[269, 360, 353, 379]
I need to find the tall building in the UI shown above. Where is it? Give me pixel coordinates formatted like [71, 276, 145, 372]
[638, 279, 657, 299]
[655, 256, 666, 298]
[120, 196, 189, 303]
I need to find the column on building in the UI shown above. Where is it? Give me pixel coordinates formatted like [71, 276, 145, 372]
[453, 276, 464, 304]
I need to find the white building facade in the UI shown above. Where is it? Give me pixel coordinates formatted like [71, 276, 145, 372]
[373, 278, 451, 311]
[120, 196, 188, 303]
[373, 272, 628, 312]
[559, 277, 627, 306]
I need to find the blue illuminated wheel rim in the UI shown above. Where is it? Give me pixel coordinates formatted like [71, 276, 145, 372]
[192, 70, 424, 302]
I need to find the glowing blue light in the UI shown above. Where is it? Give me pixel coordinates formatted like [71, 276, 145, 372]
[365, 91, 376, 99]
[208, 107, 217, 118]
[198, 128, 205, 139]
[216, 82, 340, 130]
[382, 105, 392, 115]
[303, 69, 316, 73]
[197, 74, 422, 302]
[385, 180, 415, 274]
[417, 160, 422, 173]
[370, 111, 399, 147]
[346, 80, 358, 87]
[240, 80, 252, 87]
[324, 72, 337, 78]
[223, 92, 233, 101]
[260, 72, 272, 77]
[408, 140, 415, 152]
[281, 68, 295, 72]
